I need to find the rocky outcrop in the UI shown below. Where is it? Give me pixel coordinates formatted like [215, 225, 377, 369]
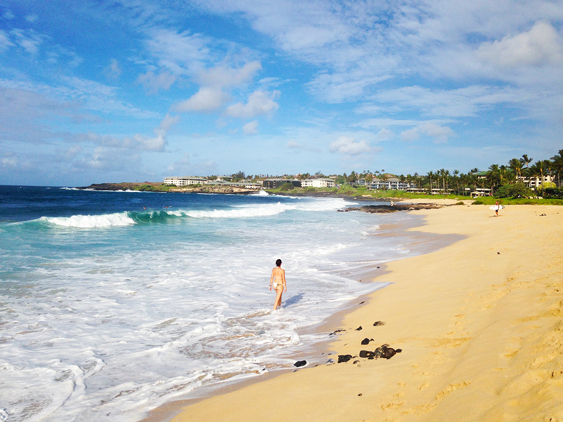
[338, 203, 444, 213]
[170, 186, 257, 194]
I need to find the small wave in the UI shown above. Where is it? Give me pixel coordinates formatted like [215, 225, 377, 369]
[253, 190, 269, 196]
[40, 212, 136, 228]
[60, 187, 78, 191]
[182, 203, 290, 219]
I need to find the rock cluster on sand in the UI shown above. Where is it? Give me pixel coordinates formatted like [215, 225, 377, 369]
[338, 203, 443, 214]
[336, 320, 402, 363]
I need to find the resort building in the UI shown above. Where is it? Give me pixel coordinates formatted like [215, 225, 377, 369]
[518, 175, 555, 188]
[368, 177, 412, 190]
[164, 176, 207, 186]
[301, 178, 336, 188]
[263, 179, 302, 189]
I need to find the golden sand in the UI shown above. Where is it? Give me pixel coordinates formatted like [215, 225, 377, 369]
[166, 204, 563, 422]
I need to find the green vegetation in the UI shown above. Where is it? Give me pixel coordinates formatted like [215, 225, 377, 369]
[266, 185, 466, 200]
[543, 187, 563, 199]
[279, 182, 294, 191]
[285, 148, 562, 202]
[494, 183, 533, 198]
[473, 197, 563, 205]
[136, 184, 175, 192]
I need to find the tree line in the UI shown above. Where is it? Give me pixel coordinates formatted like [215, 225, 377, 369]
[332, 149, 563, 196]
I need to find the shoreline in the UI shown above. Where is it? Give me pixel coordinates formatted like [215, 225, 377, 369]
[140, 206, 462, 422]
[158, 204, 563, 421]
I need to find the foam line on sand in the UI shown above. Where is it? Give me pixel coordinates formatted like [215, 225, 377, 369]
[162, 204, 563, 422]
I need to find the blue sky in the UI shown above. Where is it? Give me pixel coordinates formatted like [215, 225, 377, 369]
[1, 0, 562, 186]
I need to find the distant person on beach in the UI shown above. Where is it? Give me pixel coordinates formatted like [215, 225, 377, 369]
[269, 259, 287, 310]
[495, 200, 500, 217]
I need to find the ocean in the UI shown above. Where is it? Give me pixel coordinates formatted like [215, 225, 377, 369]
[0, 186, 443, 422]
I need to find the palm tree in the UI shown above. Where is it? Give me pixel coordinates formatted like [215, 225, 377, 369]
[453, 170, 460, 194]
[521, 154, 533, 169]
[487, 164, 501, 194]
[551, 149, 563, 187]
[509, 158, 523, 180]
[437, 169, 446, 193]
[528, 160, 549, 190]
[426, 171, 434, 194]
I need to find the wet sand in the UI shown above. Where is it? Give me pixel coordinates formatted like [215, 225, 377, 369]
[160, 203, 563, 421]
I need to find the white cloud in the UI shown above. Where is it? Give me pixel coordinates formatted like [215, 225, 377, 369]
[145, 29, 210, 75]
[167, 152, 191, 174]
[198, 61, 262, 88]
[307, 72, 390, 103]
[329, 136, 371, 155]
[0, 30, 14, 52]
[172, 87, 231, 113]
[59, 145, 83, 160]
[242, 120, 258, 135]
[225, 90, 280, 118]
[193, 0, 563, 108]
[77, 114, 180, 152]
[371, 85, 520, 117]
[131, 113, 180, 151]
[1, 152, 17, 168]
[138, 71, 176, 93]
[476, 21, 563, 68]
[104, 59, 122, 79]
[171, 61, 262, 113]
[11, 29, 44, 55]
[3, 10, 15, 19]
[53, 77, 160, 118]
[25, 14, 38, 23]
[400, 122, 454, 144]
[75, 147, 141, 171]
[375, 128, 393, 140]
[354, 117, 455, 130]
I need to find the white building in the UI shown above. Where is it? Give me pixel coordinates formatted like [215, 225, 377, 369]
[164, 176, 207, 186]
[368, 177, 412, 190]
[518, 175, 555, 188]
[301, 178, 335, 188]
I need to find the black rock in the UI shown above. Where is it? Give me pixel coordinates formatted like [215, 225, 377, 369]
[373, 344, 403, 359]
[381, 348, 397, 359]
[356, 326, 363, 331]
[359, 350, 374, 358]
[294, 360, 307, 367]
[353, 360, 360, 364]
[361, 338, 371, 345]
[373, 321, 385, 326]
[338, 354, 353, 363]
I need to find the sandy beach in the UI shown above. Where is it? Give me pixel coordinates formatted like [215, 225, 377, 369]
[162, 203, 563, 422]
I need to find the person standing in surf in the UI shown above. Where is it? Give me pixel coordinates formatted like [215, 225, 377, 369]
[269, 259, 287, 310]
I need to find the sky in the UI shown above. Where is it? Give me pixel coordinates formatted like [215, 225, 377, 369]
[1, 0, 562, 186]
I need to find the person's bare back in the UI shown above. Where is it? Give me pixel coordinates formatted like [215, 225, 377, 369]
[269, 259, 287, 310]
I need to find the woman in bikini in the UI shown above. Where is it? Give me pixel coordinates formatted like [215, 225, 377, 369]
[269, 259, 287, 310]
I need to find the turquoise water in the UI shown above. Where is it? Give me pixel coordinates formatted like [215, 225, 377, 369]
[0, 186, 436, 421]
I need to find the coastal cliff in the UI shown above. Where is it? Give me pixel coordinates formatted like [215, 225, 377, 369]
[76, 183, 258, 194]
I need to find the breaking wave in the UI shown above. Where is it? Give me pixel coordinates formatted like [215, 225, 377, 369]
[34, 198, 355, 227]
[39, 212, 136, 228]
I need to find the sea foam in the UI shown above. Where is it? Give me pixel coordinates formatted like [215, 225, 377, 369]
[40, 212, 136, 228]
